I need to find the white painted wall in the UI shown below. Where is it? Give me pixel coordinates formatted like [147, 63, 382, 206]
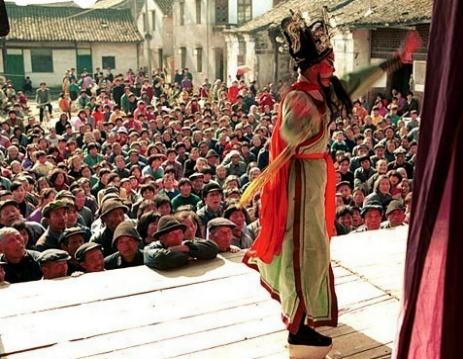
[137, 0, 173, 71]
[413, 60, 426, 92]
[332, 29, 370, 79]
[172, 0, 222, 85]
[22, 48, 75, 87]
[2, 43, 138, 87]
[91, 43, 138, 76]
[225, 34, 239, 83]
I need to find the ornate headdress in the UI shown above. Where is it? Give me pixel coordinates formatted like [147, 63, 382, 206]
[281, 9, 333, 71]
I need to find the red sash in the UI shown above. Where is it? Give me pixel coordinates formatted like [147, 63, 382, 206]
[247, 82, 335, 263]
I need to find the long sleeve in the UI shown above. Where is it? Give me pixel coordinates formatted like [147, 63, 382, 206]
[144, 245, 189, 270]
[184, 240, 219, 260]
[280, 90, 322, 146]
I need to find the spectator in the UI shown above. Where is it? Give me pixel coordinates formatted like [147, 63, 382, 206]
[0, 227, 42, 283]
[197, 182, 224, 235]
[36, 82, 52, 122]
[34, 200, 69, 251]
[172, 178, 200, 211]
[90, 200, 128, 257]
[206, 218, 240, 253]
[335, 206, 354, 235]
[144, 216, 218, 270]
[75, 242, 105, 273]
[223, 202, 253, 249]
[37, 249, 70, 279]
[355, 203, 384, 232]
[104, 220, 144, 270]
[381, 200, 406, 228]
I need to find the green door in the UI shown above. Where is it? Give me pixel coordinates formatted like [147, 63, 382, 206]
[77, 54, 92, 75]
[5, 53, 25, 90]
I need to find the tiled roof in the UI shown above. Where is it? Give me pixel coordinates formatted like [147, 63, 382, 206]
[330, 0, 432, 27]
[5, 3, 143, 42]
[233, 0, 340, 33]
[234, 0, 432, 33]
[154, 0, 173, 16]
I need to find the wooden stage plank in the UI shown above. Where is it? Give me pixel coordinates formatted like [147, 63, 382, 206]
[1, 273, 268, 355]
[0, 228, 407, 359]
[0, 254, 249, 319]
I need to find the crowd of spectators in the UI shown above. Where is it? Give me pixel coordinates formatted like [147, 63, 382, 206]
[0, 66, 420, 285]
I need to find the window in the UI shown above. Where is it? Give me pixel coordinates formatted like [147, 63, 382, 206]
[196, 47, 203, 72]
[143, 12, 148, 32]
[180, 47, 187, 69]
[179, 1, 185, 25]
[31, 49, 53, 73]
[151, 10, 156, 31]
[196, 0, 201, 24]
[215, 0, 228, 24]
[237, 0, 252, 24]
[102, 56, 116, 70]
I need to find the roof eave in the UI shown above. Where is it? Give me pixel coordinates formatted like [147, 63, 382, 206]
[339, 18, 431, 29]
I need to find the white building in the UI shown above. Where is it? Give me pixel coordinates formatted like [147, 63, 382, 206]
[167, 0, 275, 87]
[136, 0, 174, 76]
[1, 3, 142, 88]
[227, 0, 431, 97]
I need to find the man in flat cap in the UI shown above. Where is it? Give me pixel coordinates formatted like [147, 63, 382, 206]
[104, 220, 144, 270]
[144, 215, 218, 270]
[349, 143, 370, 173]
[59, 227, 86, 274]
[388, 147, 414, 179]
[207, 217, 240, 253]
[197, 182, 224, 236]
[75, 242, 105, 273]
[189, 173, 204, 198]
[381, 200, 406, 229]
[355, 202, 384, 232]
[37, 249, 71, 280]
[354, 155, 376, 190]
[35, 200, 70, 252]
[224, 150, 247, 177]
[90, 200, 128, 257]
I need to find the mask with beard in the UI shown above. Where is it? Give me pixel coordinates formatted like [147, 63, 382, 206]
[321, 75, 353, 122]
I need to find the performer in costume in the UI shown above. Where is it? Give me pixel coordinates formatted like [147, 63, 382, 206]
[241, 10, 351, 359]
[240, 9, 420, 359]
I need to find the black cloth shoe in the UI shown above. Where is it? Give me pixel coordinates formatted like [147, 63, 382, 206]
[288, 325, 332, 347]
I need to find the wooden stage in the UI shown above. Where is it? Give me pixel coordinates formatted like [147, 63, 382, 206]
[0, 226, 407, 359]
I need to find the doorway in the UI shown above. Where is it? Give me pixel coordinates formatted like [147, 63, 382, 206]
[391, 64, 413, 95]
[215, 48, 224, 81]
[5, 49, 24, 90]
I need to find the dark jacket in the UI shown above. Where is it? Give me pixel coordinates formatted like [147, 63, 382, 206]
[0, 250, 42, 283]
[144, 239, 218, 270]
[104, 249, 144, 270]
[90, 227, 116, 257]
[34, 228, 63, 252]
[197, 206, 223, 236]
